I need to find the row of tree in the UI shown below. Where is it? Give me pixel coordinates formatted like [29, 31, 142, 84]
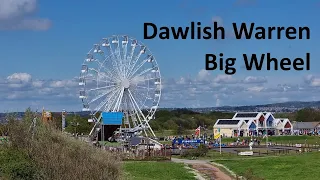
[1, 108, 319, 136]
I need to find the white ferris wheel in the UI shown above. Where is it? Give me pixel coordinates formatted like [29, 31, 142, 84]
[78, 35, 161, 138]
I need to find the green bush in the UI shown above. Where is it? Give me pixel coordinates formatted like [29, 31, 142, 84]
[242, 169, 264, 180]
[181, 144, 209, 158]
[0, 148, 38, 179]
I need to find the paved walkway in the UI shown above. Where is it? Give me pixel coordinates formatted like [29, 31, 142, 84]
[171, 158, 233, 180]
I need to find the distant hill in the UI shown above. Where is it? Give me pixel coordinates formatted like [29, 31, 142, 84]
[1, 101, 320, 118]
[255, 101, 320, 108]
[161, 101, 320, 112]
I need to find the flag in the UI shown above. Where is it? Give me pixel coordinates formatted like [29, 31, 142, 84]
[195, 126, 201, 136]
[214, 133, 221, 140]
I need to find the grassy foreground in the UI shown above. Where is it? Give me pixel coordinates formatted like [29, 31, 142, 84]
[214, 152, 320, 180]
[123, 161, 196, 180]
[0, 112, 122, 180]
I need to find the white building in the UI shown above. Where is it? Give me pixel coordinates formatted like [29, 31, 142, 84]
[213, 119, 247, 137]
[213, 112, 293, 137]
[273, 118, 293, 135]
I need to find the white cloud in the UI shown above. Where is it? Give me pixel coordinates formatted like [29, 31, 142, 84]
[0, 70, 320, 111]
[213, 74, 236, 84]
[7, 72, 32, 83]
[6, 73, 32, 88]
[49, 80, 77, 88]
[243, 76, 267, 84]
[247, 86, 264, 92]
[0, 0, 51, 30]
[197, 69, 211, 82]
[32, 80, 44, 88]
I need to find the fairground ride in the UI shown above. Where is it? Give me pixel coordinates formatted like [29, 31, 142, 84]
[78, 35, 161, 142]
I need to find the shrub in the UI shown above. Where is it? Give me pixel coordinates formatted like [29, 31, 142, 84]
[181, 144, 209, 158]
[1, 111, 122, 180]
[242, 169, 264, 180]
[0, 148, 37, 180]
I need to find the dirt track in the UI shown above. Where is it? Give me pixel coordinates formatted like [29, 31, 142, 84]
[171, 158, 233, 180]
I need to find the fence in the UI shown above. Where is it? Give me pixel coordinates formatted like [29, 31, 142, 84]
[102, 145, 172, 161]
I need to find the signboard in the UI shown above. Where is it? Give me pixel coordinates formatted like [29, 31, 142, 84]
[182, 140, 203, 143]
[102, 112, 123, 125]
[172, 139, 203, 144]
[238, 151, 253, 156]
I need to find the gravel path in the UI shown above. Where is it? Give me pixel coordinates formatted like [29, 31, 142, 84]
[171, 158, 233, 180]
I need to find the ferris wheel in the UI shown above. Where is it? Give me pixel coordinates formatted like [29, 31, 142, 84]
[78, 35, 161, 138]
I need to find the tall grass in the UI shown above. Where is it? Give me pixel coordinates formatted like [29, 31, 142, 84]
[1, 111, 122, 180]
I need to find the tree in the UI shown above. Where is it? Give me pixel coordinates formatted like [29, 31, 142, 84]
[64, 114, 93, 135]
[295, 108, 320, 122]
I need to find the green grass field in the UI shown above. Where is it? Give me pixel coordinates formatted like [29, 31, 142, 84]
[123, 161, 196, 180]
[214, 152, 320, 180]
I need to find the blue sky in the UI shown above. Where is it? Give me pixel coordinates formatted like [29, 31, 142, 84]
[0, 0, 320, 111]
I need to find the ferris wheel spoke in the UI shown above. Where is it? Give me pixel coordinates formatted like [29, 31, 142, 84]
[106, 44, 123, 78]
[130, 67, 153, 80]
[123, 94, 131, 127]
[98, 61, 120, 81]
[129, 89, 155, 136]
[133, 86, 153, 102]
[113, 88, 125, 112]
[88, 68, 112, 81]
[127, 45, 136, 61]
[104, 88, 122, 112]
[126, 43, 137, 77]
[127, 58, 149, 78]
[104, 65, 121, 82]
[88, 87, 115, 104]
[113, 38, 125, 76]
[96, 60, 121, 82]
[88, 84, 117, 92]
[122, 37, 129, 73]
[135, 85, 154, 90]
[128, 106, 137, 127]
[127, 92, 148, 136]
[132, 90, 148, 109]
[127, 89, 147, 120]
[126, 49, 144, 77]
[132, 77, 158, 84]
[93, 99, 109, 115]
[94, 88, 119, 114]
[127, 94, 138, 127]
[84, 78, 97, 82]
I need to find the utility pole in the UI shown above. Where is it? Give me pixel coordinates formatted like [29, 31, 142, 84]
[178, 124, 182, 137]
[219, 128, 222, 155]
[62, 109, 66, 131]
[72, 112, 80, 137]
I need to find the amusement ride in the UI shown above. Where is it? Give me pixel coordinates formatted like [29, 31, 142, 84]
[78, 35, 161, 142]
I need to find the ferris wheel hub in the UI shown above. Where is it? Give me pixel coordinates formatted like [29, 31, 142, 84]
[121, 78, 130, 89]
